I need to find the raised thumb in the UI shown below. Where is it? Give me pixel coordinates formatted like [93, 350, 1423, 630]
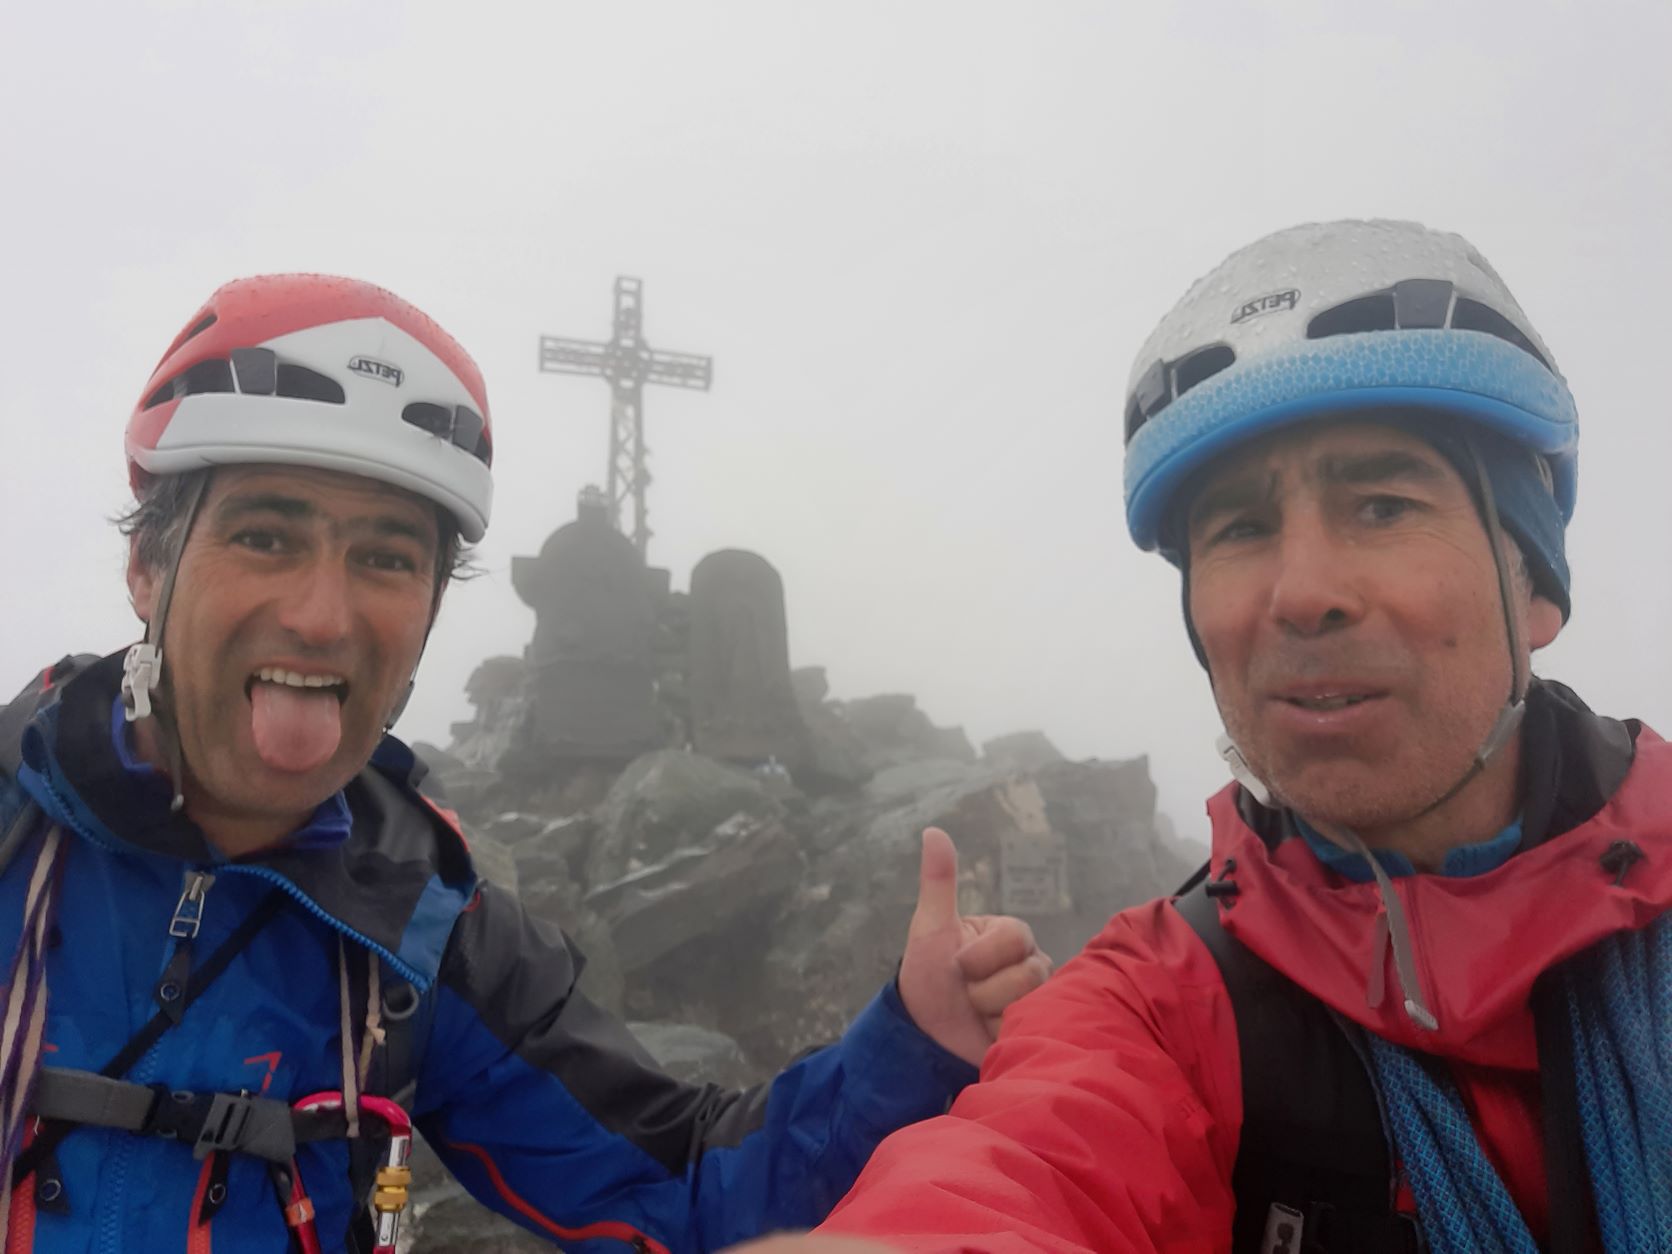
[909, 826, 961, 935]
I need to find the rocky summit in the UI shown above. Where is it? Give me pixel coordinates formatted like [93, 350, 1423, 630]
[404, 673, 1198, 1251]
[396, 509, 1201, 1250]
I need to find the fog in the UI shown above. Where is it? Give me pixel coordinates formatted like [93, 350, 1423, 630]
[3, 0, 1669, 839]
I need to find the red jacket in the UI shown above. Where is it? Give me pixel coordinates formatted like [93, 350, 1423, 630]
[820, 684, 1672, 1251]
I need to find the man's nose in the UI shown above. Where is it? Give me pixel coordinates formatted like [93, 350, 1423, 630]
[1266, 514, 1366, 637]
[275, 557, 353, 646]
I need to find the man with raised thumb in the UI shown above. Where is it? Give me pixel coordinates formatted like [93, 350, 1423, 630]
[736, 221, 1668, 1252]
[0, 274, 1053, 1252]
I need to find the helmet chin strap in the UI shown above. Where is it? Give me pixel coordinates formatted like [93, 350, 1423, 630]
[1392, 431, 1531, 822]
[383, 556, 451, 734]
[120, 474, 211, 814]
[385, 678, 416, 732]
[1217, 733, 1274, 808]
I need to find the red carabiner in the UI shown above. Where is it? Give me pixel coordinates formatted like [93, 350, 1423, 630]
[276, 1156, 322, 1254]
[292, 1092, 415, 1254]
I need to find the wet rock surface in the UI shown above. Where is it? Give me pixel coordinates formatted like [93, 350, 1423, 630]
[406, 688, 1190, 1249]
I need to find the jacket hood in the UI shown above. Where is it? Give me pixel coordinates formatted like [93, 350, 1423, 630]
[1206, 679, 1672, 1067]
[4, 651, 478, 989]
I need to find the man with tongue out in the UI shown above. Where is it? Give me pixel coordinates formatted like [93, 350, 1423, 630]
[123, 457, 447, 854]
[0, 275, 1050, 1253]
[756, 221, 1672, 1254]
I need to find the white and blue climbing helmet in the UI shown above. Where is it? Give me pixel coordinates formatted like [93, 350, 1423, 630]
[1122, 219, 1579, 566]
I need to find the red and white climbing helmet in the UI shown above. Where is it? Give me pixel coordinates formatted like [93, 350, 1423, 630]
[125, 274, 494, 541]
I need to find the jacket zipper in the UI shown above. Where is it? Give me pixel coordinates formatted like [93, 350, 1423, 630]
[27, 770, 428, 990]
[99, 867, 220, 1253]
[218, 864, 428, 988]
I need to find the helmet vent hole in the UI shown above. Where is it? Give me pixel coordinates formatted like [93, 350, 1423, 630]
[454, 407, 491, 466]
[1124, 398, 1148, 443]
[1305, 288, 1553, 372]
[182, 313, 217, 343]
[1172, 344, 1236, 399]
[174, 358, 235, 398]
[403, 402, 493, 466]
[157, 313, 218, 361]
[142, 357, 345, 408]
[274, 363, 346, 404]
[230, 347, 278, 396]
[1452, 299, 1552, 372]
[403, 402, 452, 437]
[1308, 293, 1396, 339]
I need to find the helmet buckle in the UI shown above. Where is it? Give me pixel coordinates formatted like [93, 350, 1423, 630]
[121, 643, 162, 722]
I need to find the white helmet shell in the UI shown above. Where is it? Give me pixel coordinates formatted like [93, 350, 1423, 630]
[1122, 219, 1578, 552]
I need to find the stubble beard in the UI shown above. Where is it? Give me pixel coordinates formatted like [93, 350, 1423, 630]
[1226, 700, 1506, 840]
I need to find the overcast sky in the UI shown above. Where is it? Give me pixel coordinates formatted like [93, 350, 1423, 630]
[3, 0, 1669, 838]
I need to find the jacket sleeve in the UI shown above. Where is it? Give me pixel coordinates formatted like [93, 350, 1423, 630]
[412, 881, 977, 1253]
[813, 899, 1243, 1253]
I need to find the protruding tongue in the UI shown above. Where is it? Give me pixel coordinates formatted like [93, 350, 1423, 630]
[251, 682, 343, 773]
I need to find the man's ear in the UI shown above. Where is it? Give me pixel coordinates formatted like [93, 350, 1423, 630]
[127, 536, 160, 626]
[1526, 593, 1563, 652]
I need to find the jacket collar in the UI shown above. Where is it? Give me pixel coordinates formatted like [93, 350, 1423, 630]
[9, 651, 476, 989]
[1209, 680, 1670, 1066]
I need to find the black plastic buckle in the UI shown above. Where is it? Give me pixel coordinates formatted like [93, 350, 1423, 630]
[142, 1086, 257, 1159]
[193, 1091, 258, 1158]
[1601, 839, 1645, 887]
[142, 1085, 212, 1141]
[1204, 858, 1240, 901]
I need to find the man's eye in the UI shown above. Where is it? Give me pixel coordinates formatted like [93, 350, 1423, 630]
[1210, 518, 1265, 545]
[232, 530, 285, 553]
[362, 551, 419, 574]
[1361, 496, 1413, 524]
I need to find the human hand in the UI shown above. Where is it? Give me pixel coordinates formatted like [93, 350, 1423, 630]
[896, 827, 1053, 1066]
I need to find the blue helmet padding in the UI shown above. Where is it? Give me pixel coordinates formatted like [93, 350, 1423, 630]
[1124, 330, 1579, 552]
[1476, 442, 1572, 619]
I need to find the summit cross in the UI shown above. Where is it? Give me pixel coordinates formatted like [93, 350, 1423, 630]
[538, 277, 713, 556]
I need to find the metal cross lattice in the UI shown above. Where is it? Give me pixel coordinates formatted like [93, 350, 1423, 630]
[539, 277, 712, 556]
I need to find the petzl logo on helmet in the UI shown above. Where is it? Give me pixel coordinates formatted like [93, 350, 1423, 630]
[1231, 289, 1300, 325]
[347, 356, 404, 387]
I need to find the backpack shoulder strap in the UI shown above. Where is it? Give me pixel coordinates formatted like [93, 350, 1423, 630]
[0, 655, 98, 780]
[1174, 880, 1419, 1254]
[0, 658, 96, 876]
[1533, 965, 1598, 1254]
[368, 961, 435, 1112]
[342, 953, 437, 1254]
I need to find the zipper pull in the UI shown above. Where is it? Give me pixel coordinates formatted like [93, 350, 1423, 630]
[169, 870, 216, 939]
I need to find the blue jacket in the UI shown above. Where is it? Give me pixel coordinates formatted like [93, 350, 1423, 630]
[0, 654, 975, 1252]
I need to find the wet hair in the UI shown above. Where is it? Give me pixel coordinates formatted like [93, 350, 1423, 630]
[115, 467, 475, 590]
